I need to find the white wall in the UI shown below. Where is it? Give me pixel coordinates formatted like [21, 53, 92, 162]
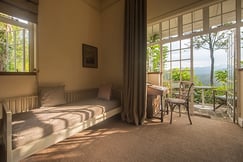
[38, 0, 102, 90]
[0, 76, 37, 98]
[100, 0, 124, 89]
[0, 0, 124, 97]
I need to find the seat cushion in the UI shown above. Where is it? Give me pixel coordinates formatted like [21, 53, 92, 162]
[166, 98, 185, 104]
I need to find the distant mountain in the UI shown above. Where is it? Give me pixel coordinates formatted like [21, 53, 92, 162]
[194, 65, 227, 85]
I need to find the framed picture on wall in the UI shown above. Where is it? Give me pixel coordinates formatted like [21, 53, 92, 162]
[82, 44, 98, 68]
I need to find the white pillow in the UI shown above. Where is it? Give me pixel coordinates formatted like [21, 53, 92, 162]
[97, 84, 112, 100]
[39, 85, 66, 107]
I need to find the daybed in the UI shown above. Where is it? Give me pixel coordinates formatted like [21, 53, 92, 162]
[0, 85, 121, 162]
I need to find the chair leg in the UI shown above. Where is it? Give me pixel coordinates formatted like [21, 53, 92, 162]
[213, 91, 216, 111]
[170, 104, 176, 124]
[161, 104, 163, 123]
[179, 105, 181, 117]
[165, 101, 169, 115]
[186, 106, 192, 125]
[170, 105, 173, 124]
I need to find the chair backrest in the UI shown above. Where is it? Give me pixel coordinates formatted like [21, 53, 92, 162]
[179, 81, 194, 102]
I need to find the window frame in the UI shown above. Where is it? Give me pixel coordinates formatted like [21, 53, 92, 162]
[0, 13, 36, 75]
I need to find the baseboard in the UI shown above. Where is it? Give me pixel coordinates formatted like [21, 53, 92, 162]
[238, 117, 243, 128]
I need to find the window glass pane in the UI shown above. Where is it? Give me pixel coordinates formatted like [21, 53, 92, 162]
[181, 69, 191, 81]
[222, 0, 235, 13]
[193, 21, 203, 32]
[162, 30, 169, 40]
[193, 10, 203, 21]
[240, 27, 243, 68]
[163, 71, 171, 80]
[147, 44, 160, 72]
[181, 39, 190, 49]
[163, 43, 170, 50]
[183, 13, 191, 24]
[147, 26, 153, 41]
[183, 24, 192, 35]
[209, 4, 221, 17]
[171, 41, 180, 50]
[210, 16, 221, 28]
[162, 21, 169, 30]
[164, 61, 171, 70]
[171, 61, 180, 69]
[181, 60, 191, 69]
[170, 28, 178, 38]
[171, 65, 180, 81]
[16, 44, 24, 71]
[16, 30, 25, 44]
[0, 13, 34, 72]
[170, 18, 177, 28]
[241, 9, 243, 22]
[162, 43, 170, 62]
[152, 23, 160, 35]
[171, 50, 180, 61]
[181, 49, 190, 60]
[223, 12, 236, 25]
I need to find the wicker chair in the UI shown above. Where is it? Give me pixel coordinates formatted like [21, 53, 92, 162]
[165, 81, 194, 124]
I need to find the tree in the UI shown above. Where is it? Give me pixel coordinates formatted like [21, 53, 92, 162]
[193, 31, 231, 86]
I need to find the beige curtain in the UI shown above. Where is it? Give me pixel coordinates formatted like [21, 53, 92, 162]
[122, 0, 147, 125]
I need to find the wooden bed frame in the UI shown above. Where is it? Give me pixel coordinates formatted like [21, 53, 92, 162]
[0, 88, 121, 162]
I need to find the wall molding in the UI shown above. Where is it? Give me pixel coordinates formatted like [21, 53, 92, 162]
[101, 0, 121, 12]
[82, 0, 121, 12]
[82, 0, 101, 12]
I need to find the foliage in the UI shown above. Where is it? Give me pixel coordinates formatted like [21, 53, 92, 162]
[215, 70, 227, 85]
[171, 68, 190, 81]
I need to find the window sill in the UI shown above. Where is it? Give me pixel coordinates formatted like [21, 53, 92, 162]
[0, 72, 37, 75]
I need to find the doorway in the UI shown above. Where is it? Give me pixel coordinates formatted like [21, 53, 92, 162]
[192, 29, 237, 122]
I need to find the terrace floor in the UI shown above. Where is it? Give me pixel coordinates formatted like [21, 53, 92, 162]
[193, 104, 232, 122]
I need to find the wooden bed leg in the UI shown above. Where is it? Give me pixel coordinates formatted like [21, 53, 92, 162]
[2, 103, 13, 162]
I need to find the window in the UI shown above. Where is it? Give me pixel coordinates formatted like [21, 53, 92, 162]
[161, 17, 178, 40]
[241, 0, 243, 22]
[0, 13, 36, 73]
[147, 23, 160, 43]
[182, 9, 203, 35]
[209, 0, 236, 28]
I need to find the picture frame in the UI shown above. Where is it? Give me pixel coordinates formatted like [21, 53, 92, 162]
[82, 44, 98, 68]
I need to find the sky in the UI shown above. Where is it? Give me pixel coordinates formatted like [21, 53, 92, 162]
[193, 48, 228, 68]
